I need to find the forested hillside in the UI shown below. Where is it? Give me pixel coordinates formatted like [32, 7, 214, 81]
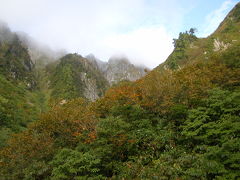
[48, 53, 109, 101]
[0, 23, 46, 147]
[0, 2, 240, 180]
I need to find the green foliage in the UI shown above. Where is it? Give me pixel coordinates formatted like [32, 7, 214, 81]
[50, 148, 103, 180]
[0, 26, 46, 147]
[1, 3, 240, 180]
[181, 89, 240, 179]
[0, 127, 12, 147]
[2, 80, 240, 179]
[167, 28, 197, 69]
[0, 98, 98, 179]
[0, 33, 36, 88]
[232, 2, 240, 21]
[220, 42, 240, 68]
[88, 105, 171, 177]
[51, 62, 81, 100]
[49, 54, 109, 101]
[168, 104, 188, 126]
[0, 73, 47, 147]
[173, 28, 197, 49]
[0, 75, 39, 137]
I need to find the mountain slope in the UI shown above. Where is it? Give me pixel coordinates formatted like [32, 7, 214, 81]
[86, 54, 147, 85]
[1, 3, 240, 179]
[156, 2, 240, 71]
[104, 57, 147, 85]
[0, 23, 45, 147]
[48, 53, 109, 101]
[0, 23, 36, 88]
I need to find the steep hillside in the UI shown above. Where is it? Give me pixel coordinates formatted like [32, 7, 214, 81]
[48, 53, 109, 101]
[85, 54, 108, 72]
[1, 3, 240, 180]
[0, 23, 45, 147]
[215, 2, 240, 34]
[156, 2, 240, 71]
[104, 57, 147, 85]
[0, 23, 36, 88]
[47, 54, 147, 102]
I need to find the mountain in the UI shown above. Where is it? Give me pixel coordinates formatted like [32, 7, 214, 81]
[1, 3, 240, 180]
[47, 54, 147, 102]
[48, 53, 109, 101]
[86, 54, 148, 85]
[17, 32, 66, 66]
[0, 22, 45, 147]
[0, 22, 36, 88]
[104, 57, 147, 85]
[0, 22, 147, 108]
[85, 54, 108, 72]
[156, 2, 240, 71]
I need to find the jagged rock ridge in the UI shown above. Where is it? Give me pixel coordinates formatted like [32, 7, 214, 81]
[86, 54, 148, 85]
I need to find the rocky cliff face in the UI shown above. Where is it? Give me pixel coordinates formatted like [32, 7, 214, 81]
[0, 23, 147, 102]
[104, 57, 147, 85]
[86, 54, 108, 72]
[49, 54, 109, 101]
[86, 54, 147, 85]
[0, 22, 36, 88]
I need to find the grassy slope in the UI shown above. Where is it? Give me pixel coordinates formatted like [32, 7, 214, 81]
[155, 2, 240, 72]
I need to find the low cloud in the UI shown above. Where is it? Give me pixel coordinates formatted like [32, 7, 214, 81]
[101, 26, 174, 68]
[0, 0, 235, 68]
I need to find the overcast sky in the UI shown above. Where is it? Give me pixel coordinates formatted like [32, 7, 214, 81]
[0, 0, 238, 68]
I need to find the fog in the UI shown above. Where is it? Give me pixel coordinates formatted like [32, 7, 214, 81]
[17, 31, 66, 62]
[0, 0, 237, 68]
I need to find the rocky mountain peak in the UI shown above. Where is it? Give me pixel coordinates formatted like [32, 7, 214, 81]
[49, 53, 109, 101]
[105, 56, 147, 85]
[86, 55, 147, 85]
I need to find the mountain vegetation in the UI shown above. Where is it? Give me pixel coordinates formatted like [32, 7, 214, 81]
[0, 2, 240, 180]
[0, 22, 148, 149]
[0, 23, 47, 147]
[157, 2, 240, 72]
[48, 53, 109, 101]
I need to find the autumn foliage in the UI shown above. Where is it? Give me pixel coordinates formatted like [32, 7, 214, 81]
[1, 14, 240, 178]
[0, 98, 98, 179]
